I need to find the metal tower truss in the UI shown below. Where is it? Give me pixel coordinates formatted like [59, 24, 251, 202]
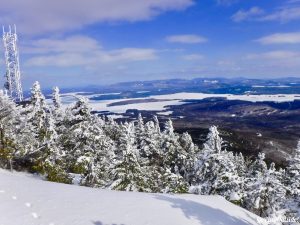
[3, 25, 23, 102]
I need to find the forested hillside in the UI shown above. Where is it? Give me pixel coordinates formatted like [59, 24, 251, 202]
[0, 81, 299, 222]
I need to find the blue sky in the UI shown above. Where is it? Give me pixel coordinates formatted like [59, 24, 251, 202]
[0, 0, 300, 90]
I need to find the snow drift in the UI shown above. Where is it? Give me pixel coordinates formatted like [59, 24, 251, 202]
[0, 169, 260, 225]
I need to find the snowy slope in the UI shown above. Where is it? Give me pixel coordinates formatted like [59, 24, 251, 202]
[0, 169, 260, 225]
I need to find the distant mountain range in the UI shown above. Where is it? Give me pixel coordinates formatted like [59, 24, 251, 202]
[58, 77, 300, 96]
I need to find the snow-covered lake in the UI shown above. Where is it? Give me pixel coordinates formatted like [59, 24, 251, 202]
[58, 92, 300, 114]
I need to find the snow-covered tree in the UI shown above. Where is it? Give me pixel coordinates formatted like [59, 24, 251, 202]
[153, 115, 161, 134]
[0, 91, 20, 169]
[204, 125, 223, 155]
[162, 119, 187, 174]
[192, 126, 224, 193]
[140, 120, 162, 163]
[52, 86, 62, 110]
[135, 113, 148, 157]
[178, 132, 197, 183]
[286, 141, 300, 192]
[110, 122, 148, 192]
[285, 141, 300, 219]
[27, 81, 48, 132]
[191, 126, 245, 201]
[51, 86, 64, 123]
[160, 167, 189, 193]
[243, 158, 286, 218]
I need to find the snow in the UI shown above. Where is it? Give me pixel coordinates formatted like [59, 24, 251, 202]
[106, 114, 125, 119]
[151, 92, 300, 102]
[57, 92, 300, 114]
[157, 111, 173, 115]
[0, 169, 260, 225]
[252, 85, 291, 88]
[89, 99, 183, 113]
[136, 91, 150, 93]
[229, 192, 241, 201]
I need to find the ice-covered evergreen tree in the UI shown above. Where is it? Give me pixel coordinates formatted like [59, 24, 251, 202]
[162, 119, 185, 173]
[52, 86, 62, 110]
[0, 91, 21, 169]
[153, 115, 161, 134]
[79, 116, 116, 187]
[243, 156, 286, 218]
[27, 81, 48, 132]
[285, 140, 300, 219]
[140, 120, 162, 163]
[191, 126, 244, 200]
[192, 126, 224, 194]
[110, 122, 148, 192]
[51, 86, 64, 123]
[135, 113, 148, 157]
[178, 132, 197, 183]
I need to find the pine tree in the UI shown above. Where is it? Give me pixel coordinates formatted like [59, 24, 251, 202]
[285, 140, 300, 219]
[79, 116, 116, 187]
[153, 115, 161, 134]
[0, 91, 21, 169]
[179, 132, 197, 183]
[286, 141, 300, 193]
[21, 82, 71, 183]
[243, 157, 286, 218]
[25, 82, 51, 161]
[110, 122, 148, 192]
[135, 113, 148, 157]
[162, 120, 186, 174]
[192, 126, 225, 194]
[51, 86, 64, 123]
[52, 86, 62, 110]
[203, 125, 222, 155]
[27, 81, 48, 132]
[191, 126, 245, 201]
[160, 168, 189, 193]
[140, 120, 162, 163]
[160, 119, 189, 193]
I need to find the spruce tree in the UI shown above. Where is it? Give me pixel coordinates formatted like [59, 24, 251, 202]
[285, 141, 300, 219]
[110, 122, 148, 192]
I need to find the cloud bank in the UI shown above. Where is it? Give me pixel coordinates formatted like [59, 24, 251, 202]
[166, 34, 207, 44]
[0, 0, 194, 35]
[256, 32, 300, 44]
[24, 36, 158, 67]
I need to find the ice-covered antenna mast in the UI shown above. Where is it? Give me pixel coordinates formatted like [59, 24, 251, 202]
[3, 25, 23, 102]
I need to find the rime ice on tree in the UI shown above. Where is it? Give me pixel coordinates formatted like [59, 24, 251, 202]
[2, 25, 23, 102]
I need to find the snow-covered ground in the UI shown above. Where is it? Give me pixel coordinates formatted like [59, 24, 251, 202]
[0, 169, 260, 225]
[58, 92, 300, 114]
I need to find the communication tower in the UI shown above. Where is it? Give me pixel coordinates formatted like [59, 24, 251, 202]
[3, 25, 23, 101]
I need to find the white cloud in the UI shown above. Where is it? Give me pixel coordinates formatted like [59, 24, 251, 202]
[287, 0, 300, 3]
[0, 0, 194, 35]
[182, 54, 204, 60]
[216, 0, 238, 6]
[244, 50, 300, 73]
[247, 51, 300, 60]
[217, 60, 236, 66]
[24, 36, 158, 67]
[260, 6, 300, 22]
[232, 3, 300, 23]
[231, 7, 264, 22]
[22, 36, 102, 54]
[166, 35, 207, 44]
[256, 32, 300, 44]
